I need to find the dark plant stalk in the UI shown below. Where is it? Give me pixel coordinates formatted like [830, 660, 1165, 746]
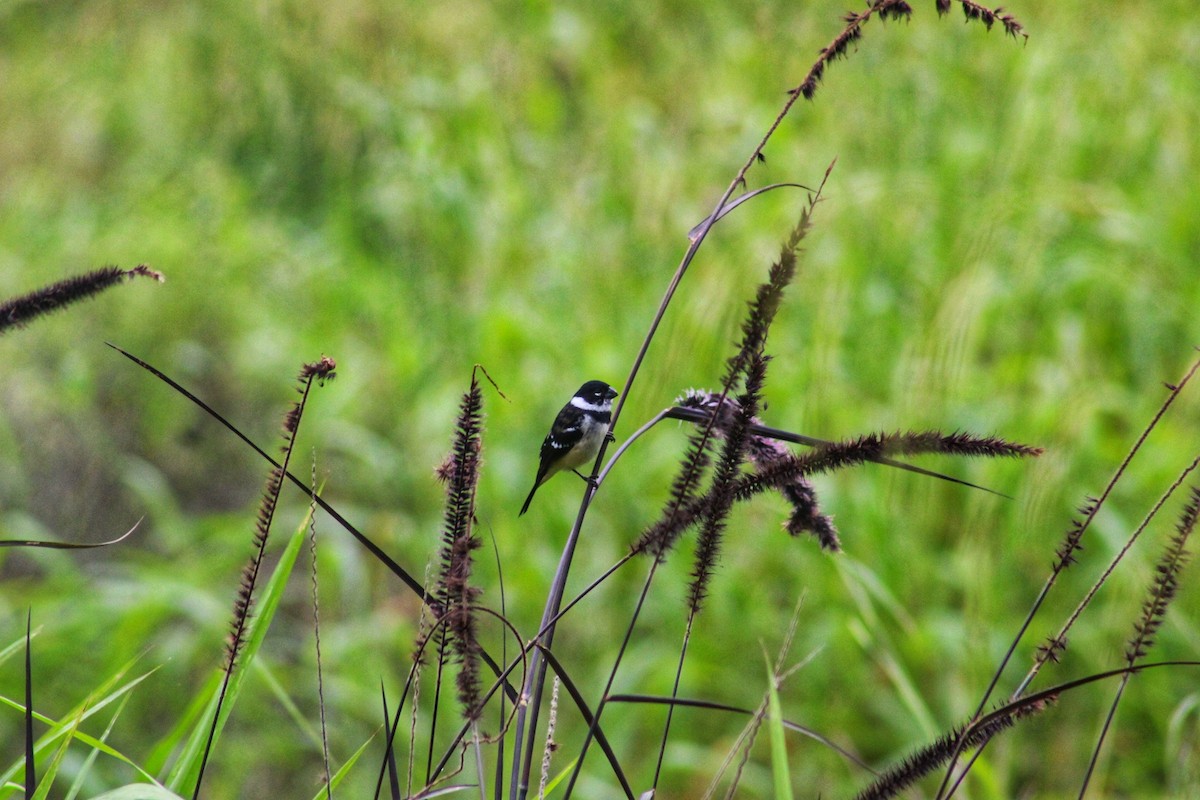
[611, 693, 873, 770]
[558, 557, 662, 800]
[108, 345, 428, 599]
[534, 645, 636, 800]
[653, 617, 697, 793]
[408, 588, 430, 798]
[434, 552, 639, 780]
[421, 609, 623, 796]
[424, 583, 450, 780]
[375, 621, 440, 799]
[490, 528, 511, 800]
[0, 521, 140, 549]
[24, 609, 35, 797]
[381, 684, 401, 800]
[114, 343, 531, 715]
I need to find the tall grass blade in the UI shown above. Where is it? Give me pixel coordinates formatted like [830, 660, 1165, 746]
[764, 654, 794, 800]
[0, 661, 160, 788]
[64, 692, 134, 800]
[310, 729, 379, 800]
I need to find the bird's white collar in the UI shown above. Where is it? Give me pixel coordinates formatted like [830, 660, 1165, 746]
[570, 396, 611, 413]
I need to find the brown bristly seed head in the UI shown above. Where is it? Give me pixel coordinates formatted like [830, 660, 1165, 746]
[128, 264, 165, 282]
[1125, 487, 1198, 664]
[434, 453, 456, 484]
[1037, 635, 1067, 664]
[956, 0, 1027, 41]
[678, 390, 840, 552]
[881, 430, 1043, 459]
[1, 264, 163, 336]
[878, 0, 912, 21]
[853, 695, 1054, 800]
[687, 356, 768, 613]
[1053, 496, 1097, 569]
[300, 355, 337, 385]
[284, 404, 302, 434]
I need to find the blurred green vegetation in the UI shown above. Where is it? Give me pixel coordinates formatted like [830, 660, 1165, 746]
[1, 0, 1198, 796]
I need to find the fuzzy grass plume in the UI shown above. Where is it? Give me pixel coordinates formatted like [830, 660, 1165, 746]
[856, 698, 1054, 800]
[634, 182, 825, 559]
[430, 371, 487, 721]
[0, 264, 162, 336]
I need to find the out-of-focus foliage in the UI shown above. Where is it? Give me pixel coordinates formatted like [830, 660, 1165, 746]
[0, 1, 1198, 796]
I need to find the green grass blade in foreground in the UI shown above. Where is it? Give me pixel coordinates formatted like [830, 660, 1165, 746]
[31, 695, 88, 800]
[165, 515, 308, 794]
[765, 653, 794, 800]
[309, 729, 379, 800]
[64, 692, 134, 800]
[0, 662, 160, 795]
[91, 785, 186, 800]
[0, 628, 40, 666]
[539, 758, 580, 799]
[257, 659, 324, 752]
[143, 672, 219, 779]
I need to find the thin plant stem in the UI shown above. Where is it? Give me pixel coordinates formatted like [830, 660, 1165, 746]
[560, 558, 666, 799]
[651, 616, 696, 792]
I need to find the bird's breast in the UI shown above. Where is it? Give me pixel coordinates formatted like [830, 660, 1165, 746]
[558, 417, 607, 469]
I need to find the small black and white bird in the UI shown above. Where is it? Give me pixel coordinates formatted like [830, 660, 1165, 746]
[520, 380, 619, 515]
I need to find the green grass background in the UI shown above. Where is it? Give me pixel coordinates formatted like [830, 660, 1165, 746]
[1, 0, 1199, 796]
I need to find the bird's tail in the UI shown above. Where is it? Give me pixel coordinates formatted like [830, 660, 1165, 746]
[519, 482, 539, 516]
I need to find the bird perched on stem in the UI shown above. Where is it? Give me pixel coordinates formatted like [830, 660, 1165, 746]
[520, 380, 618, 515]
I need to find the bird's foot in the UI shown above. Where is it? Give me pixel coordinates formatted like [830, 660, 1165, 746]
[572, 469, 600, 488]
